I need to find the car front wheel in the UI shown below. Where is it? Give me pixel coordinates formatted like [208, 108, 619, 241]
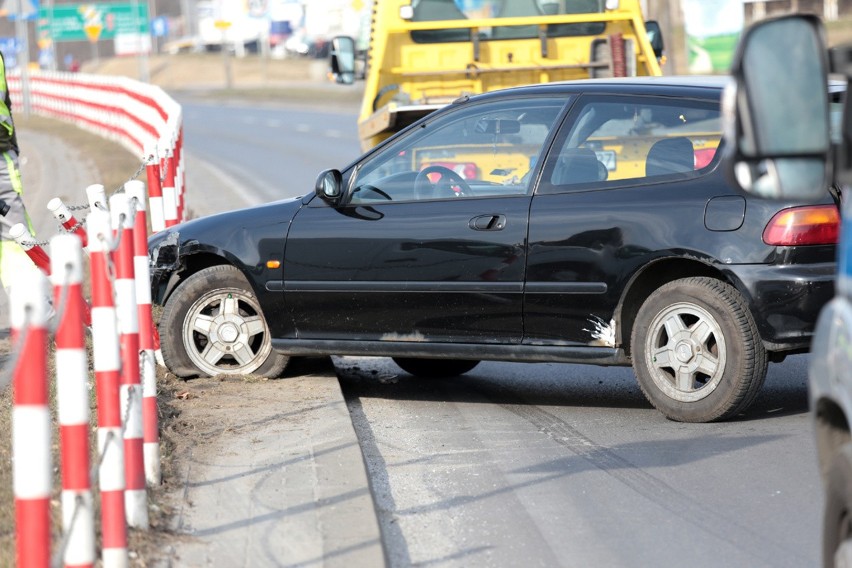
[393, 358, 480, 378]
[631, 276, 767, 422]
[159, 265, 289, 378]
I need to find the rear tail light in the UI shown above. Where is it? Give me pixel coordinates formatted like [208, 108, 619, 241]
[762, 205, 840, 246]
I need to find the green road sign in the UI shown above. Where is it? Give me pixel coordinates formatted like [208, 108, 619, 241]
[38, 3, 148, 42]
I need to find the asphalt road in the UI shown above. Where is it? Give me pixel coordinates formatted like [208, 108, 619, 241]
[179, 97, 362, 206]
[182, 99, 823, 567]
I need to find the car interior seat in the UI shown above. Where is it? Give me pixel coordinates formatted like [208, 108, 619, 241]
[411, 0, 471, 43]
[645, 137, 695, 177]
[552, 147, 607, 185]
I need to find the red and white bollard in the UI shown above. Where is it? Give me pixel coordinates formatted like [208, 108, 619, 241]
[47, 197, 88, 247]
[87, 208, 129, 567]
[145, 143, 165, 233]
[9, 223, 50, 274]
[11, 269, 51, 567]
[109, 192, 149, 529]
[161, 142, 178, 228]
[175, 123, 185, 223]
[86, 183, 108, 213]
[51, 234, 95, 568]
[126, 180, 161, 485]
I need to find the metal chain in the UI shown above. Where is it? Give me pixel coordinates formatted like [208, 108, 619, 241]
[15, 155, 148, 249]
[51, 493, 85, 568]
[111, 156, 150, 196]
[59, 153, 151, 213]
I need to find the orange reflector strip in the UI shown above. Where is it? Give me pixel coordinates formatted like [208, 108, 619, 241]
[266, 260, 281, 269]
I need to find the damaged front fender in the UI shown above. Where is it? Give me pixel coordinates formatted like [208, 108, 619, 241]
[148, 230, 184, 305]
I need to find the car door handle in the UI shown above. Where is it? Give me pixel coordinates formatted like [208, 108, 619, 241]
[469, 214, 507, 231]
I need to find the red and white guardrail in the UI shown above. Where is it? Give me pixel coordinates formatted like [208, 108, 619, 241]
[2, 69, 183, 565]
[7, 69, 186, 229]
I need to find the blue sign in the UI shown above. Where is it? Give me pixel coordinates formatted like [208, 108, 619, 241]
[6, 0, 39, 21]
[151, 15, 168, 38]
[0, 37, 20, 68]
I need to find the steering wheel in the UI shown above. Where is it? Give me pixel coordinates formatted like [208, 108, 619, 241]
[414, 165, 472, 200]
[356, 185, 392, 201]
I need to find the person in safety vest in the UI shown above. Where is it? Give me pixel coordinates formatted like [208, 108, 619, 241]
[0, 50, 38, 299]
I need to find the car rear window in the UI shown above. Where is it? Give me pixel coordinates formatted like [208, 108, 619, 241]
[540, 95, 722, 193]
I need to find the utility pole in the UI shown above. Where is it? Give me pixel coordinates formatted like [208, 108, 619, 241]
[14, 0, 30, 117]
[181, 0, 193, 37]
[132, 0, 150, 82]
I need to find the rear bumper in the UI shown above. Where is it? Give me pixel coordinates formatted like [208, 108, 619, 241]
[726, 262, 835, 352]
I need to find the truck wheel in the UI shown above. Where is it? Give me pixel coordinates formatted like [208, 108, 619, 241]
[631, 277, 767, 422]
[824, 444, 852, 568]
[393, 358, 479, 378]
[159, 265, 289, 378]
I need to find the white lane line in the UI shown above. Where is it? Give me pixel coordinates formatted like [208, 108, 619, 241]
[266, 119, 282, 128]
[295, 124, 311, 133]
[324, 129, 343, 138]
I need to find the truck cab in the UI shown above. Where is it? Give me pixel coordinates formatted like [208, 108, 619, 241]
[332, 0, 664, 150]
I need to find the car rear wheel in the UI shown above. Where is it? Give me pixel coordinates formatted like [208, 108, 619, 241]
[631, 277, 767, 422]
[159, 265, 289, 378]
[393, 358, 480, 378]
[824, 443, 852, 568]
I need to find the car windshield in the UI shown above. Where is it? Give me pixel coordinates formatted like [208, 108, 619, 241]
[350, 98, 566, 203]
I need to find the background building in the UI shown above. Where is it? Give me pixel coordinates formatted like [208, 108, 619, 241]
[0, 0, 849, 75]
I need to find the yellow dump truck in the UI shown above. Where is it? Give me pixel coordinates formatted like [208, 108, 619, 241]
[331, 0, 665, 150]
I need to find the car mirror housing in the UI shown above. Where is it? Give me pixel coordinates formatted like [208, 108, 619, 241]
[644, 20, 664, 59]
[315, 169, 344, 205]
[722, 14, 831, 200]
[330, 36, 356, 85]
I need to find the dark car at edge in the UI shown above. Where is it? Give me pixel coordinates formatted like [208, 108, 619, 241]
[149, 77, 838, 423]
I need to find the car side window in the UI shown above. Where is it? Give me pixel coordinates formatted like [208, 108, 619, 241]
[349, 98, 567, 204]
[538, 95, 722, 194]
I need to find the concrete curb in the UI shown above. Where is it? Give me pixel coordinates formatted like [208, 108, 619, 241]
[165, 358, 386, 567]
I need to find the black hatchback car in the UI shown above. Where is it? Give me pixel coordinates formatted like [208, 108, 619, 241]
[149, 77, 838, 423]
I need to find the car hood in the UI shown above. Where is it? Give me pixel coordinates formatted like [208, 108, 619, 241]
[148, 196, 305, 252]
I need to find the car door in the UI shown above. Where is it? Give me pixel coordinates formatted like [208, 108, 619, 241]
[284, 96, 568, 343]
[524, 92, 723, 346]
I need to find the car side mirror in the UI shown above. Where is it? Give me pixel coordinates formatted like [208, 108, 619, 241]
[722, 14, 831, 200]
[315, 169, 343, 205]
[644, 21, 664, 59]
[329, 36, 356, 85]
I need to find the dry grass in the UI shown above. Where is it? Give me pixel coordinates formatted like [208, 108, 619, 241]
[17, 115, 143, 194]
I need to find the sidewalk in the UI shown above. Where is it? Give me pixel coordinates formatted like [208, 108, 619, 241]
[163, 358, 385, 567]
[7, 129, 385, 567]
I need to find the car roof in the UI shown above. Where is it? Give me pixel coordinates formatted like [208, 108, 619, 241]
[460, 75, 729, 104]
[550, 75, 731, 89]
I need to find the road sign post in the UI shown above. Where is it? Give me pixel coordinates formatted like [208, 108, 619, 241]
[215, 20, 232, 89]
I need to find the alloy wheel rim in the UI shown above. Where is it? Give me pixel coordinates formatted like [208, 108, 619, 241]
[182, 287, 272, 376]
[644, 302, 727, 403]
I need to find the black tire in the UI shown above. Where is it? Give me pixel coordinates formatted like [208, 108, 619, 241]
[631, 277, 767, 422]
[824, 443, 852, 568]
[159, 265, 289, 378]
[393, 358, 479, 378]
